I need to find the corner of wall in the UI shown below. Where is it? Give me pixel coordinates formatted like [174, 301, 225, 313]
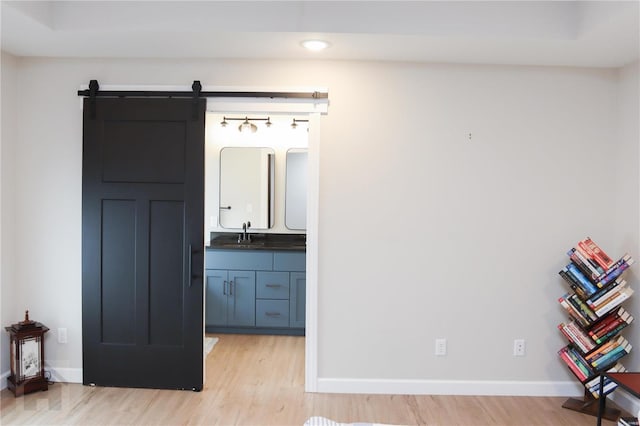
[1, 50, 20, 382]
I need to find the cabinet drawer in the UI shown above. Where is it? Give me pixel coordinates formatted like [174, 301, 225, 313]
[206, 249, 273, 270]
[256, 271, 289, 299]
[273, 252, 305, 272]
[256, 300, 289, 327]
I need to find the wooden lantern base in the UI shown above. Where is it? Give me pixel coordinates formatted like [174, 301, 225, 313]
[7, 375, 48, 397]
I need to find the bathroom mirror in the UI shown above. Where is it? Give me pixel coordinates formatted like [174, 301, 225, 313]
[285, 148, 308, 230]
[219, 147, 275, 229]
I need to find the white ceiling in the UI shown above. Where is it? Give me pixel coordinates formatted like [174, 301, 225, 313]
[1, 1, 639, 68]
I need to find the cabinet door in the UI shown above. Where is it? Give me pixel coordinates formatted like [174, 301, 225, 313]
[289, 272, 306, 328]
[228, 270, 256, 327]
[206, 270, 228, 326]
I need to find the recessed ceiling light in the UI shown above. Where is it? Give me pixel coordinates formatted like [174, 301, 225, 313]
[301, 40, 330, 52]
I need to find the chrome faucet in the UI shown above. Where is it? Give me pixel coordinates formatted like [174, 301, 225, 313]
[238, 221, 252, 243]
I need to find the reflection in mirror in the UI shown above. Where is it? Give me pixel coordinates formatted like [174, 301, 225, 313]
[285, 149, 308, 230]
[219, 147, 275, 229]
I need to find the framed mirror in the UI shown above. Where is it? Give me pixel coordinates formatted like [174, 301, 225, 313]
[219, 147, 275, 229]
[285, 148, 308, 230]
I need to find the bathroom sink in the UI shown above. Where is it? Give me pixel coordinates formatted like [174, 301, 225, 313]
[210, 235, 265, 248]
[210, 233, 305, 250]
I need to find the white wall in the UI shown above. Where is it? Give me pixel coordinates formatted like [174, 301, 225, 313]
[0, 56, 637, 396]
[611, 60, 640, 413]
[316, 62, 633, 392]
[0, 51, 19, 382]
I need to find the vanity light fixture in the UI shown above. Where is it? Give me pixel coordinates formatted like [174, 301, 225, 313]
[220, 116, 271, 133]
[291, 118, 309, 130]
[301, 39, 330, 52]
[239, 118, 257, 133]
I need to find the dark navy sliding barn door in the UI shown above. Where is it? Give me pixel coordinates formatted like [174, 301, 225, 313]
[82, 98, 205, 390]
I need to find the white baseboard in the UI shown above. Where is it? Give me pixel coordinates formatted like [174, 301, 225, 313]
[47, 367, 83, 384]
[316, 378, 584, 397]
[1, 367, 82, 390]
[1, 370, 9, 390]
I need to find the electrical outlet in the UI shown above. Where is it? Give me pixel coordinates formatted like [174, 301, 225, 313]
[435, 338, 447, 356]
[513, 339, 525, 356]
[58, 328, 68, 344]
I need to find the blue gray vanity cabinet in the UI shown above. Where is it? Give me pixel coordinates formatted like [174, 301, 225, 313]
[205, 248, 305, 335]
[205, 270, 255, 327]
[289, 272, 306, 328]
[256, 271, 290, 328]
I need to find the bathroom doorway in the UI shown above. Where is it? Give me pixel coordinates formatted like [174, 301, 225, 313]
[202, 98, 325, 391]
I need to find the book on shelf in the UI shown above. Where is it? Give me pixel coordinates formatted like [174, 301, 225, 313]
[566, 245, 633, 288]
[619, 417, 639, 426]
[590, 281, 630, 312]
[590, 339, 631, 369]
[558, 294, 591, 327]
[566, 263, 598, 295]
[579, 238, 615, 270]
[569, 248, 604, 280]
[594, 287, 634, 317]
[559, 269, 589, 299]
[597, 253, 633, 281]
[569, 294, 598, 321]
[558, 346, 591, 381]
[596, 257, 635, 289]
[589, 309, 633, 344]
[574, 242, 605, 273]
[585, 336, 627, 362]
[585, 362, 626, 399]
[586, 278, 626, 308]
[558, 321, 596, 353]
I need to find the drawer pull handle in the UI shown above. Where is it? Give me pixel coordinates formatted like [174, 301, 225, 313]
[266, 312, 281, 317]
[265, 284, 281, 288]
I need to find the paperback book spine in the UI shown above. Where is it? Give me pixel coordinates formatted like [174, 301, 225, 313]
[591, 341, 632, 369]
[575, 244, 606, 275]
[559, 294, 591, 327]
[586, 278, 625, 308]
[570, 294, 598, 321]
[597, 258, 635, 289]
[594, 288, 634, 317]
[591, 315, 633, 344]
[587, 362, 625, 398]
[569, 248, 603, 280]
[567, 263, 598, 295]
[559, 347, 588, 381]
[567, 321, 596, 351]
[580, 238, 614, 270]
[560, 269, 588, 299]
[586, 336, 625, 362]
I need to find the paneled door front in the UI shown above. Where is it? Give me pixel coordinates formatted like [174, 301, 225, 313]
[82, 98, 205, 390]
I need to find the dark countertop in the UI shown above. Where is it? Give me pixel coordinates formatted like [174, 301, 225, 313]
[208, 233, 306, 251]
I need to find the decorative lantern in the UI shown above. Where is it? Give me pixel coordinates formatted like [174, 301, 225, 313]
[5, 311, 49, 396]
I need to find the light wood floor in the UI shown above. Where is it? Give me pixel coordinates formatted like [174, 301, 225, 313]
[0, 334, 615, 425]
